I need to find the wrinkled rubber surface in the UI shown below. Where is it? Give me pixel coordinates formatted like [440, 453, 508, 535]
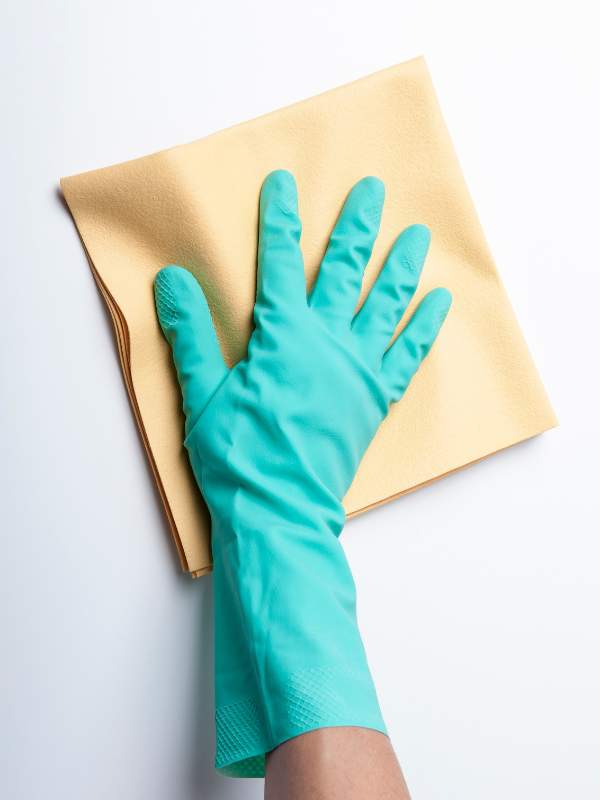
[154, 170, 451, 776]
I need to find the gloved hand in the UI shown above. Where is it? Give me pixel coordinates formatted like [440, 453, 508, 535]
[154, 170, 451, 777]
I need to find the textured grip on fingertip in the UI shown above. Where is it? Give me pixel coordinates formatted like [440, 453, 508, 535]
[154, 271, 179, 329]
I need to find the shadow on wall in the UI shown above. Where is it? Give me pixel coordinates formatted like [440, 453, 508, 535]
[183, 574, 265, 800]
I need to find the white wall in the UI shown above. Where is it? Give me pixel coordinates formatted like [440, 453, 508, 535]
[1, 2, 598, 798]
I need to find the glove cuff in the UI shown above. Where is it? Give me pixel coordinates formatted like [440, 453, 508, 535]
[215, 663, 387, 778]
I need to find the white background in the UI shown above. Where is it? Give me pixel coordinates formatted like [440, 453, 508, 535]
[1, 2, 598, 798]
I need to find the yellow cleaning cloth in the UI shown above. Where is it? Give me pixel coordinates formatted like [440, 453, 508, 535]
[61, 56, 556, 577]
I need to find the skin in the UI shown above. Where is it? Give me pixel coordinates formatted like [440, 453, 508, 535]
[265, 728, 411, 800]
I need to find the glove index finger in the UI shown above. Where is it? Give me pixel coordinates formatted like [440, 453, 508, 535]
[256, 170, 306, 314]
[154, 266, 229, 433]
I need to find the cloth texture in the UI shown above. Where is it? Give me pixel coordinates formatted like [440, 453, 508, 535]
[60, 56, 557, 577]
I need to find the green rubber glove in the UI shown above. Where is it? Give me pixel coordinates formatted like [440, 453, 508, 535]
[154, 170, 451, 777]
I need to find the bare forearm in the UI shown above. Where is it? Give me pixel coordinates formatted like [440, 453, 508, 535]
[265, 727, 411, 800]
